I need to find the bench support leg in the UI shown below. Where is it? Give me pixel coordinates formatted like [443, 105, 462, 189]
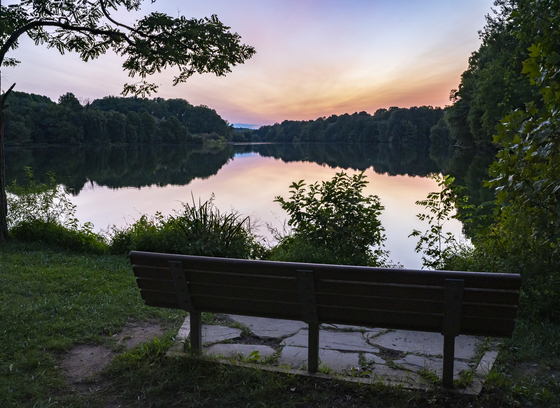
[443, 334, 456, 388]
[442, 279, 464, 388]
[190, 311, 203, 355]
[308, 322, 319, 373]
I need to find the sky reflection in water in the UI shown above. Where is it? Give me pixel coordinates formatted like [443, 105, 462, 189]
[71, 152, 464, 269]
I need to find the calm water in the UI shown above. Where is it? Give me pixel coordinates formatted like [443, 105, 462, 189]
[6, 143, 466, 269]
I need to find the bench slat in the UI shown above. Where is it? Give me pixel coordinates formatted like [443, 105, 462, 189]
[185, 270, 297, 291]
[189, 283, 300, 303]
[462, 303, 518, 321]
[136, 278, 175, 292]
[315, 269, 521, 290]
[130, 252, 521, 291]
[133, 265, 173, 281]
[315, 280, 520, 305]
[192, 296, 302, 321]
[318, 306, 443, 332]
[461, 316, 517, 337]
[315, 293, 443, 314]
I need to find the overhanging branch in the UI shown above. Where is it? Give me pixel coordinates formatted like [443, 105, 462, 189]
[0, 19, 133, 64]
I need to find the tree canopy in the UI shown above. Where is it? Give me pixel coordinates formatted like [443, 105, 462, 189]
[433, 0, 540, 149]
[251, 106, 444, 145]
[4, 91, 232, 145]
[488, 0, 560, 251]
[0, 0, 256, 242]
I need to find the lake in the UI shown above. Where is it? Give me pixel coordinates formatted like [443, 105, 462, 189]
[5, 143, 467, 269]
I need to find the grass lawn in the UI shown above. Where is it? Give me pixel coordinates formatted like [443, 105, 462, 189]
[1, 241, 559, 407]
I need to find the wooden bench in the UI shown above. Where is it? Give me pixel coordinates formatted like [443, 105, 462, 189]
[129, 250, 521, 387]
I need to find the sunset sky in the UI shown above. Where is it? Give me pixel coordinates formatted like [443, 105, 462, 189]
[2, 0, 495, 127]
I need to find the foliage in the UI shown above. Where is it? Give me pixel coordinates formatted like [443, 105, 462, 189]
[273, 171, 387, 266]
[488, 0, 560, 255]
[6, 168, 106, 253]
[0, 1, 255, 95]
[0, 0, 255, 243]
[3, 91, 232, 145]
[110, 195, 266, 259]
[7, 167, 77, 228]
[252, 106, 444, 145]
[10, 218, 107, 254]
[440, 0, 540, 148]
[409, 174, 470, 270]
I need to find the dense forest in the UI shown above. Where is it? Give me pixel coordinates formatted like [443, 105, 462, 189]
[235, 106, 444, 145]
[4, 90, 446, 147]
[4, 92, 232, 146]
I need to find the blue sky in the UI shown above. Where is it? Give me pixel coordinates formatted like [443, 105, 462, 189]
[2, 0, 495, 126]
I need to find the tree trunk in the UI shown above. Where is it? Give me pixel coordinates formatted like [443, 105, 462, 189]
[0, 84, 15, 243]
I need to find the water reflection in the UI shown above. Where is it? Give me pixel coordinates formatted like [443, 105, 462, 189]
[5, 143, 464, 268]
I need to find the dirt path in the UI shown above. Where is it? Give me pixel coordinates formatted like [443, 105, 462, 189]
[61, 319, 167, 383]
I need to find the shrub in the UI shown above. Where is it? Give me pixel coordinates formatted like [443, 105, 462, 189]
[409, 173, 468, 270]
[7, 168, 78, 228]
[7, 168, 107, 253]
[272, 171, 388, 266]
[109, 195, 266, 259]
[10, 219, 107, 254]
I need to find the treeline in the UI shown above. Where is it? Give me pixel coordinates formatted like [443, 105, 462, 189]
[4, 92, 232, 146]
[233, 106, 444, 145]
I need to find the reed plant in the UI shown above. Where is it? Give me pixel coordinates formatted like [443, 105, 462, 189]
[110, 195, 266, 259]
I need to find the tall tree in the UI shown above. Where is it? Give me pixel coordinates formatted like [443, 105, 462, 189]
[443, 0, 538, 148]
[489, 0, 560, 250]
[0, 0, 256, 242]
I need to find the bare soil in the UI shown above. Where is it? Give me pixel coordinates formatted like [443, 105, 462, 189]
[61, 319, 167, 384]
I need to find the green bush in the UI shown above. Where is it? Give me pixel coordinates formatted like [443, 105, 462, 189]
[10, 219, 107, 254]
[109, 195, 266, 259]
[7, 168, 78, 228]
[7, 168, 107, 253]
[272, 171, 388, 266]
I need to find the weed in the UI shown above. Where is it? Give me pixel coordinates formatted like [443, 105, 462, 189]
[418, 368, 441, 385]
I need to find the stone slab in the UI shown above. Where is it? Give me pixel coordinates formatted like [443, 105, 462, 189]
[202, 325, 242, 345]
[476, 350, 498, 375]
[394, 354, 470, 378]
[278, 346, 360, 372]
[228, 315, 307, 338]
[363, 353, 386, 365]
[176, 317, 242, 345]
[282, 330, 379, 353]
[367, 330, 479, 359]
[176, 317, 191, 340]
[206, 344, 276, 361]
[368, 364, 429, 388]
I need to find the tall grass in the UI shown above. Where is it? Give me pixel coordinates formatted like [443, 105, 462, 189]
[110, 195, 267, 259]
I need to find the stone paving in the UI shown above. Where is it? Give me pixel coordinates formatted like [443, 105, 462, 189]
[168, 314, 499, 394]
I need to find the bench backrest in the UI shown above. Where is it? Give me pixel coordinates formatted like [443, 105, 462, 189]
[130, 251, 521, 338]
